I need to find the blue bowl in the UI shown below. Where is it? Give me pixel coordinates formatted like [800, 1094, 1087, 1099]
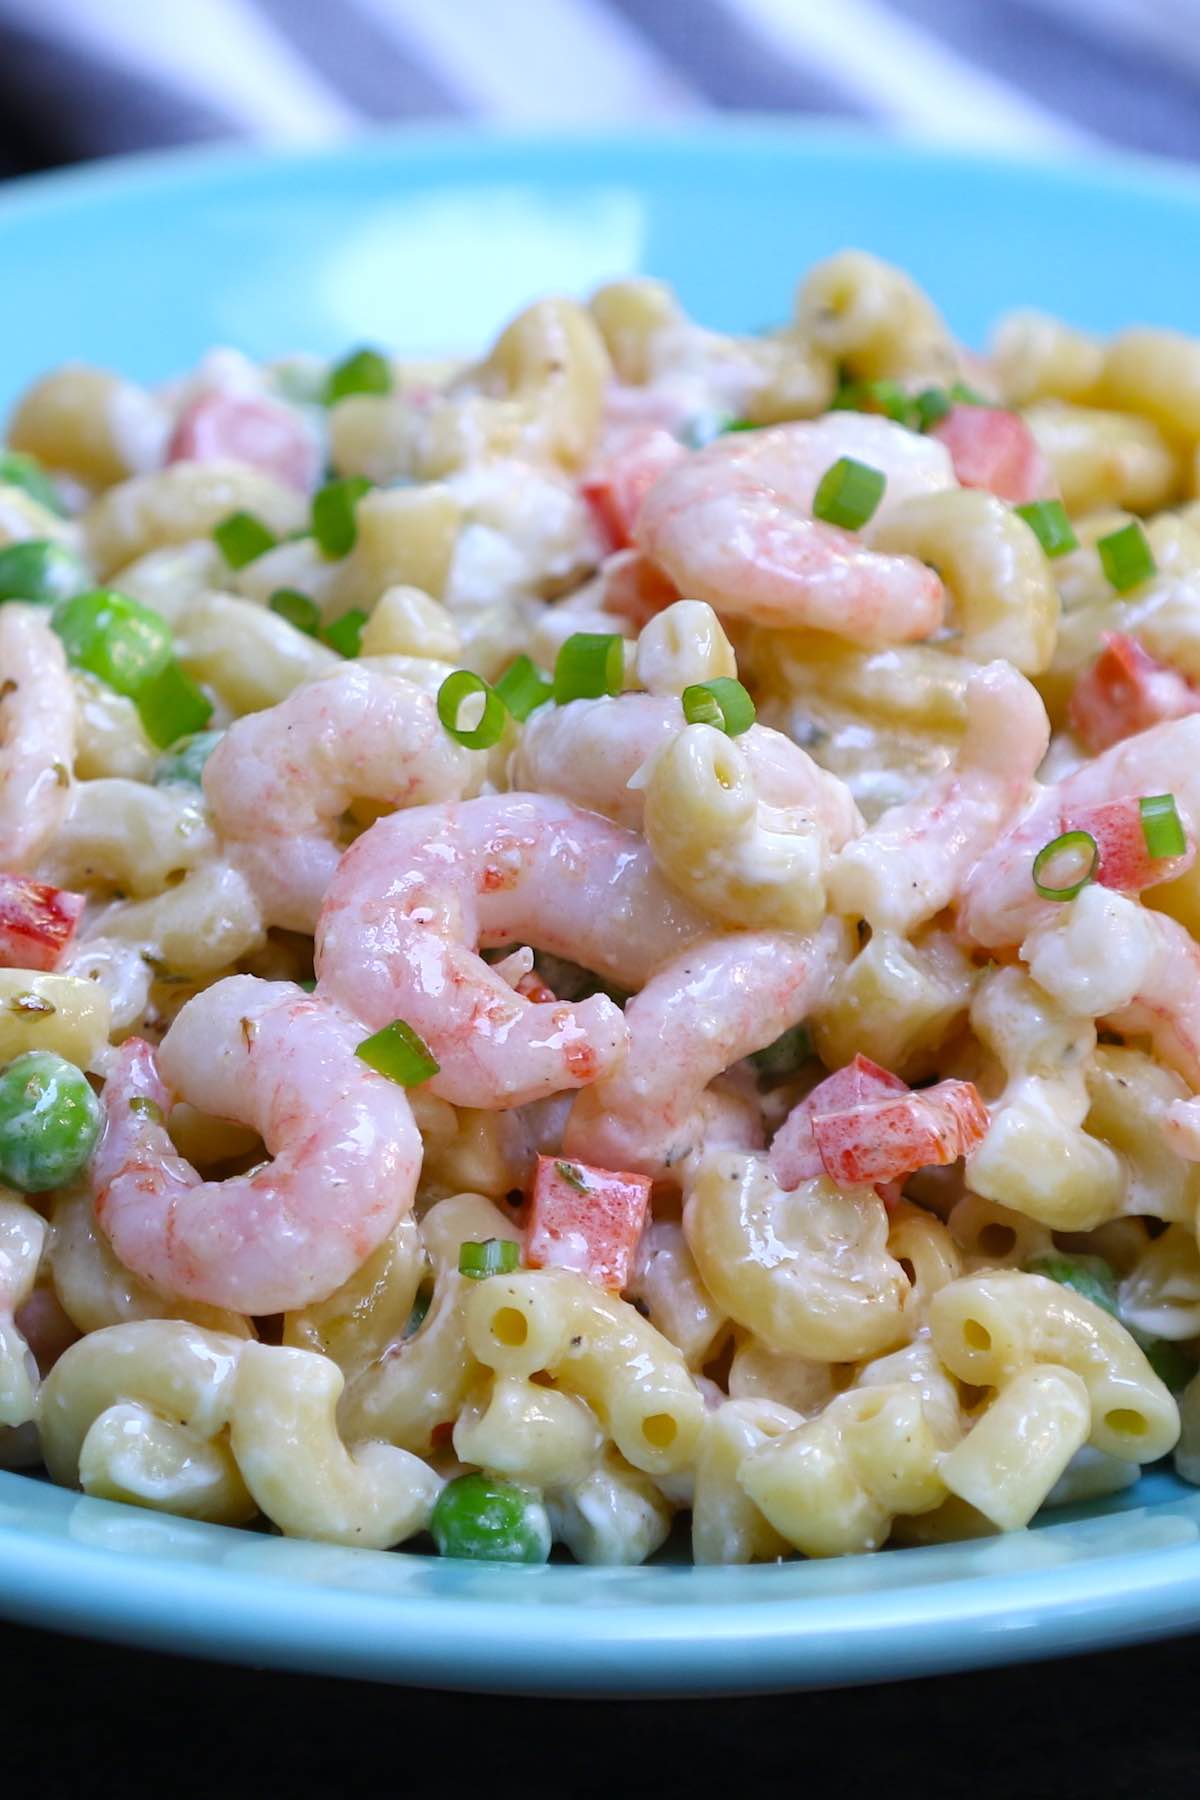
[2, 124, 1200, 1692]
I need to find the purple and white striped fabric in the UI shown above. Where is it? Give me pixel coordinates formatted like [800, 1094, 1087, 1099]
[1, 0, 1199, 178]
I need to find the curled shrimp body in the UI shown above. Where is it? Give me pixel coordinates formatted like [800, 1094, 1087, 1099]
[634, 416, 956, 644]
[511, 691, 861, 838]
[828, 662, 1049, 935]
[203, 664, 485, 934]
[316, 794, 710, 1109]
[0, 605, 74, 869]
[960, 714, 1200, 949]
[564, 920, 850, 1179]
[92, 976, 421, 1314]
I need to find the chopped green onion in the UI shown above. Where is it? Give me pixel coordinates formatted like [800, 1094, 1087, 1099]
[355, 1018, 440, 1087]
[322, 608, 367, 659]
[458, 1237, 520, 1280]
[1097, 520, 1156, 593]
[812, 456, 886, 531]
[681, 676, 756, 737]
[555, 1160, 590, 1192]
[51, 588, 173, 697]
[152, 728, 223, 787]
[1028, 1253, 1119, 1317]
[494, 654, 553, 721]
[0, 450, 66, 516]
[553, 632, 624, 703]
[312, 476, 371, 559]
[720, 418, 759, 433]
[1031, 829, 1099, 901]
[403, 1286, 432, 1337]
[136, 660, 213, 749]
[750, 1024, 812, 1078]
[213, 510, 277, 569]
[437, 670, 507, 749]
[830, 378, 917, 429]
[1014, 499, 1078, 560]
[950, 381, 988, 406]
[0, 539, 88, 605]
[1140, 793, 1187, 859]
[913, 387, 954, 432]
[269, 588, 321, 635]
[324, 347, 392, 406]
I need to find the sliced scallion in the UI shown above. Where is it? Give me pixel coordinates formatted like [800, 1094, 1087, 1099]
[1140, 793, 1187, 859]
[311, 476, 371, 559]
[1031, 829, 1099, 901]
[553, 632, 624, 703]
[51, 588, 173, 697]
[0, 450, 66, 516]
[1014, 499, 1078, 560]
[269, 588, 321, 636]
[324, 347, 392, 405]
[355, 1018, 440, 1087]
[812, 456, 886, 531]
[914, 387, 953, 432]
[136, 660, 214, 749]
[214, 510, 277, 569]
[321, 608, 367, 659]
[437, 669, 507, 749]
[1097, 520, 1156, 593]
[681, 676, 756, 737]
[458, 1238, 520, 1280]
[494, 654, 553, 721]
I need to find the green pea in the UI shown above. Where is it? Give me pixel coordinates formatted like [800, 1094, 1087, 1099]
[430, 1473, 551, 1564]
[51, 588, 173, 697]
[0, 450, 66, 516]
[0, 1051, 102, 1192]
[0, 540, 89, 606]
[153, 728, 224, 788]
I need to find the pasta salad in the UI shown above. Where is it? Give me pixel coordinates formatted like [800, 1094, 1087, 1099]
[2, 249, 1200, 1567]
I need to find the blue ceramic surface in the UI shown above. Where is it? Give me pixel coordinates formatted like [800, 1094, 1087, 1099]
[2, 124, 1200, 1692]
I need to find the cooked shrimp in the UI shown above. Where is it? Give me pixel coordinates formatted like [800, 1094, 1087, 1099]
[0, 605, 74, 870]
[563, 921, 850, 1179]
[92, 976, 422, 1314]
[635, 415, 955, 643]
[203, 663, 486, 933]
[511, 691, 861, 839]
[1022, 885, 1200, 1086]
[316, 794, 710, 1108]
[960, 713, 1200, 949]
[828, 662, 1049, 934]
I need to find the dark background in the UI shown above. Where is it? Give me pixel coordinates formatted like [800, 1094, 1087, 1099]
[3, 1, 1200, 1788]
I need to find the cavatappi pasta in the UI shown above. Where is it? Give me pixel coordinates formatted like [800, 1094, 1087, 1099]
[3, 258, 1200, 1567]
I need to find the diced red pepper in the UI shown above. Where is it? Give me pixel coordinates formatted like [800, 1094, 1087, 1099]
[769, 1054, 907, 1190]
[526, 1153, 651, 1292]
[1062, 794, 1194, 893]
[931, 405, 1056, 504]
[580, 426, 685, 552]
[1068, 632, 1200, 754]
[0, 874, 84, 972]
[167, 392, 319, 493]
[597, 549, 680, 628]
[812, 1079, 988, 1188]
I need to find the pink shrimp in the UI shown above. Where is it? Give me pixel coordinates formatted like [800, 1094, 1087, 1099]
[634, 414, 956, 643]
[563, 921, 849, 1179]
[930, 405, 1056, 503]
[0, 605, 74, 870]
[316, 794, 710, 1108]
[203, 663, 484, 933]
[959, 713, 1200, 949]
[167, 391, 319, 492]
[828, 661, 1049, 934]
[580, 425, 686, 551]
[92, 976, 421, 1314]
[512, 691, 861, 840]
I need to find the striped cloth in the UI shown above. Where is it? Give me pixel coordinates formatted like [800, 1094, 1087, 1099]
[2, 0, 1200, 175]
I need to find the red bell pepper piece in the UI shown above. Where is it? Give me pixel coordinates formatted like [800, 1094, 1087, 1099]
[0, 873, 84, 972]
[526, 1153, 651, 1292]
